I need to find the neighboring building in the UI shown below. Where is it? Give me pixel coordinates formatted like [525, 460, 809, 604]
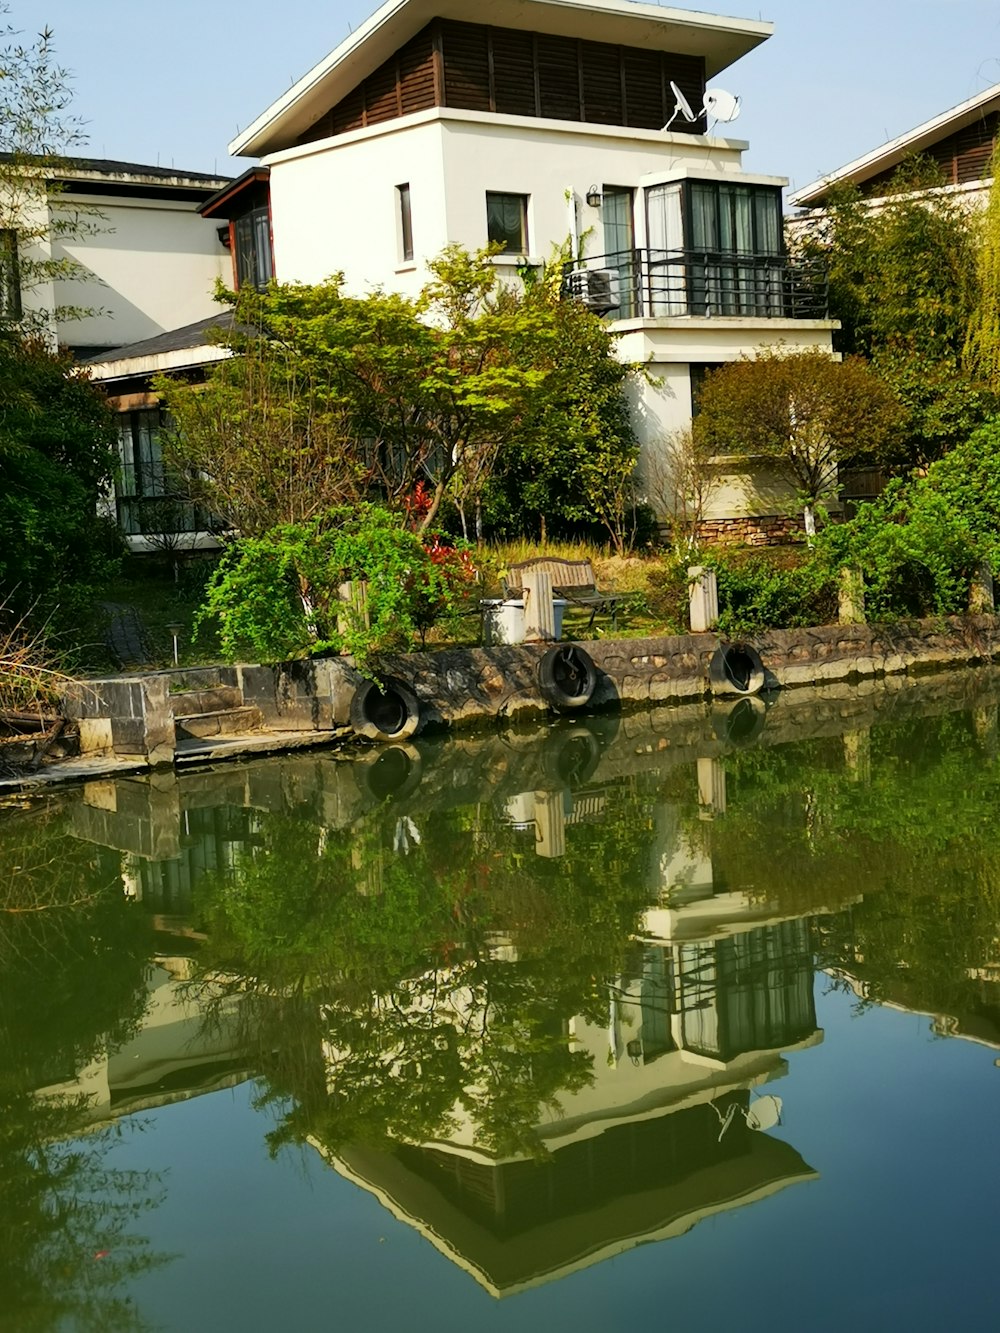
[1, 156, 233, 356]
[790, 80, 1000, 212]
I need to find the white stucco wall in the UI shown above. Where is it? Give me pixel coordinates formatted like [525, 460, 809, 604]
[50, 194, 231, 351]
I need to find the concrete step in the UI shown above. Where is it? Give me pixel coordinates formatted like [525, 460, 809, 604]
[174, 706, 265, 740]
[169, 686, 243, 718]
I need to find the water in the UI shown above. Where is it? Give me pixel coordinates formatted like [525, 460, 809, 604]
[3, 678, 1000, 1332]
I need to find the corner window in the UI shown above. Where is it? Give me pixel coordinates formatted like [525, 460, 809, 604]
[1, 229, 22, 320]
[234, 206, 273, 291]
[397, 183, 414, 263]
[486, 192, 528, 254]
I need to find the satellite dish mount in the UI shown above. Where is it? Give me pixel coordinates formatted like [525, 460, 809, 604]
[663, 82, 742, 133]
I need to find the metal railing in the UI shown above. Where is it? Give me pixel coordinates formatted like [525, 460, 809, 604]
[562, 248, 829, 321]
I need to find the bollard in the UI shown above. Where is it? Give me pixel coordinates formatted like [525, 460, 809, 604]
[970, 563, 995, 614]
[838, 566, 866, 626]
[523, 569, 558, 642]
[688, 566, 719, 633]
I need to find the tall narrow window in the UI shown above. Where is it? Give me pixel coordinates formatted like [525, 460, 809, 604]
[397, 184, 414, 263]
[234, 206, 273, 291]
[602, 187, 636, 317]
[0, 230, 22, 321]
[486, 192, 528, 254]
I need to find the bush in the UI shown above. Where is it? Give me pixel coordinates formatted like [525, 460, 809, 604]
[196, 505, 476, 668]
[705, 547, 838, 637]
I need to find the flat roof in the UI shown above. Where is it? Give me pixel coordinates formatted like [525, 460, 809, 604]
[790, 81, 1000, 207]
[230, 0, 772, 158]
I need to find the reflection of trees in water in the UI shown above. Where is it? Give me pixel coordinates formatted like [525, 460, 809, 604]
[695, 710, 1000, 1026]
[189, 780, 658, 1157]
[0, 803, 169, 1330]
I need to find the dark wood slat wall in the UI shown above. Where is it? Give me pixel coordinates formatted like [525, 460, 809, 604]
[860, 110, 1000, 196]
[296, 19, 706, 146]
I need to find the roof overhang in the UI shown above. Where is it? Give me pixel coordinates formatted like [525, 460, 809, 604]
[199, 167, 271, 219]
[230, 0, 772, 158]
[791, 80, 1000, 208]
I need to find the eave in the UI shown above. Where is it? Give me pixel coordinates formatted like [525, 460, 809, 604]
[230, 0, 772, 158]
[790, 80, 1000, 208]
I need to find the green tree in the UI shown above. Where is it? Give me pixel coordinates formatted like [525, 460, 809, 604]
[0, 332, 120, 625]
[1, 5, 105, 332]
[694, 347, 902, 539]
[794, 158, 988, 469]
[965, 143, 1000, 391]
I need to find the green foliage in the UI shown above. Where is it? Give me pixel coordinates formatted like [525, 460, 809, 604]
[815, 478, 976, 619]
[705, 547, 838, 637]
[694, 347, 902, 531]
[0, 333, 121, 626]
[870, 347, 998, 470]
[196, 505, 473, 666]
[965, 143, 1000, 391]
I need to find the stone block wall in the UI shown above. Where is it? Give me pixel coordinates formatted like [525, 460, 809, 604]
[696, 514, 803, 547]
[62, 674, 174, 766]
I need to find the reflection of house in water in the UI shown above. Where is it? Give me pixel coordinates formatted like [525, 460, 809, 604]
[311, 910, 822, 1298]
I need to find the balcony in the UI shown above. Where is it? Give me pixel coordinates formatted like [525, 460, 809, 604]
[562, 249, 829, 322]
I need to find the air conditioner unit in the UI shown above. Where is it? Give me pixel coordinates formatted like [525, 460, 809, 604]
[565, 267, 621, 314]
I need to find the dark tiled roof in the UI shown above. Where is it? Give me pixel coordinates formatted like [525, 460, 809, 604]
[0, 151, 231, 184]
[82, 312, 237, 365]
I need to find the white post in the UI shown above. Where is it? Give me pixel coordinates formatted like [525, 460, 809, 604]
[523, 569, 557, 642]
[688, 566, 719, 633]
[533, 790, 567, 858]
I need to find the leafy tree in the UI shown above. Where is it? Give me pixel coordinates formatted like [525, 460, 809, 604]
[965, 143, 1000, 391]
[794, 159, 989, 469]
[1, 5, 105, 332]
[694, 347, 902, 539]
[0, 332, 120, 625]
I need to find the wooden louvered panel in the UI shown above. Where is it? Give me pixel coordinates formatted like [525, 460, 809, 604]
[442, 20, 491, 111]
[957, 142, 994, 183]
[581, 42, 624, 125]
[329, 86, 365, 136]
[492, 28, 537, 117]
[399, 30, 436, 114]
[365, 60, 400, 125]
[623, 48, 664, 129]
[537, 34, 581, 121]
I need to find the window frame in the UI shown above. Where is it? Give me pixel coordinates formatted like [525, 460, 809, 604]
[234, 205, 274, 291]
[485, 191, 529, 255]
[0, 229, 22, 321]
[396, 183, 414, 263]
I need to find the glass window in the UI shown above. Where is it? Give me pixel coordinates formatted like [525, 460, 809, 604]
[234, 206, 273, 291]
[397, 183, 414, 263]
[0, 229, 22, 321]
[486, 192, 528, 254]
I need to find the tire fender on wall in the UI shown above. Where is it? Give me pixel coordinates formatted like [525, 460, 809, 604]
[538, 645, 598, 712]
[708, 642, 766, 697]
[350, 677, 421, 742]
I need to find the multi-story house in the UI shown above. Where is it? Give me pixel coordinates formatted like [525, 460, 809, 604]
[89, 0, 839, 541]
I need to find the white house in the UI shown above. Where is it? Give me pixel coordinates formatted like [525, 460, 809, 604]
[214, 0, 838, 536]
[1, 156, 233, 356]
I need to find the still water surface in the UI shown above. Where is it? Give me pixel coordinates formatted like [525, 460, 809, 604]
[4, 680, 1000, 1331]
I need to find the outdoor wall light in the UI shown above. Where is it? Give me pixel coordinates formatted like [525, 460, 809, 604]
[585, 185, 603, 208]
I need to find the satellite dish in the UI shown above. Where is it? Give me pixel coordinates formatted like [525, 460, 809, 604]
[703, 87, 742, 125]
[745, 1095, 783, 1132]
[664, 80, 701, 131]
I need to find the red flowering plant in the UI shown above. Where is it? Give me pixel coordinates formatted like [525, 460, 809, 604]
[407, 531, 479, 646]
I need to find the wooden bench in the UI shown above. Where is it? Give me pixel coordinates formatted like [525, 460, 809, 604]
[502, 557, 621, 632]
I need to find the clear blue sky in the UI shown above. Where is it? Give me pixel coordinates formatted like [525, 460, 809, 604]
[5, 0, 1000, 192]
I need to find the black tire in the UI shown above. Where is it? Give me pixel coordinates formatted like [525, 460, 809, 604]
[708, 642, 766, 697]
[543, 724, 603, 787]
[350, 677, 420, 742]
[361, 744, 423, 801]
[712, 696, 767, 747]
[538, 645, 598, 712]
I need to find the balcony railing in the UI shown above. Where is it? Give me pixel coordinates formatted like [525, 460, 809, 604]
[562, 248, 829, 321]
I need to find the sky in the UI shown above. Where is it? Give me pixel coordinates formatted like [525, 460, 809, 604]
[4, 0, 1000, 193]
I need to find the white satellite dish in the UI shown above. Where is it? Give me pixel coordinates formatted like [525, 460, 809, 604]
[745, 1094, 783, 1132]
[703, 87, 742, 126]
[664, 80, 701, 131]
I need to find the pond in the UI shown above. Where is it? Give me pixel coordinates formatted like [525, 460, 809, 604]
[3, 675, 1000, 1332]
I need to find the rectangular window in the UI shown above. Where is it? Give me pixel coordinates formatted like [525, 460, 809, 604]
[234, 206, 273, 291]
[486, 191, 528, 254]
[397, 183, 414, 263]
[114, 409, 212, 537]
[0, 229, 22, 321]
[690, 363, 723, 417]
